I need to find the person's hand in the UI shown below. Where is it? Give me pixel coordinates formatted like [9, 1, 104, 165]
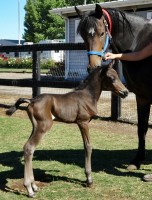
[105, 52, 117, 60]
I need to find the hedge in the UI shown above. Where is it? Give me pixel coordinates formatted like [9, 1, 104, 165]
[0, 57, 62, 69]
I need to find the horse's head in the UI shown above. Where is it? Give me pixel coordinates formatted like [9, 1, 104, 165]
[76, 4, 136, 70]
[101, 60, 128, 98]
[75, 4, 108, 69]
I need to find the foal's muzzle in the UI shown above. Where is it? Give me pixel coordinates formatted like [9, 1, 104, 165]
[87, 66, 101, 74]
[118, 89, 129, 98]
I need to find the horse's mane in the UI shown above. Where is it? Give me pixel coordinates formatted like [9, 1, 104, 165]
[106, 8, 133, 37]
[77, 8, 133, 38]
[77, 11, 99, 34]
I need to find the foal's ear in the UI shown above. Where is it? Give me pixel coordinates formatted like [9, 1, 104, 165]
[75, 6, 83, 19]
[109, 59, 115, 68]
[95, 4, 103, 19]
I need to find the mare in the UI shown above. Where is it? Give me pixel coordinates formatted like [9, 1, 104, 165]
[75, 4, 152, 170]
[6, 61, 128, 197]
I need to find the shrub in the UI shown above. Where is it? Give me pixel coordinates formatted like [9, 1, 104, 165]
[40, 59, 56, 69]
[21, 58, 32, 69]
[6, 57, 32, 69]
[0, 57, 8, 67]
[0, 56, 65, 70]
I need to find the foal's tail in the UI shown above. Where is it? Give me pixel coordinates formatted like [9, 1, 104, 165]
[6, 98, 31, 116]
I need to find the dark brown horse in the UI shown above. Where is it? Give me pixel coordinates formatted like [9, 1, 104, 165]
[6, 61, 128, 197]
[75, 4, 152, 171]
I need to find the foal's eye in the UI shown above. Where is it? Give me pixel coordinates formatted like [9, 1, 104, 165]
[100, 32, 104, 37]
[111, 77, 115, 83]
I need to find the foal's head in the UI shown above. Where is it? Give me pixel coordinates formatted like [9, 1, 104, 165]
[100, 61, 128, 98]
[78, 61, 128, 99]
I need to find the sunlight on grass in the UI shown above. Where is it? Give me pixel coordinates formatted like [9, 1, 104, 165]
[1, 116, 152, 200]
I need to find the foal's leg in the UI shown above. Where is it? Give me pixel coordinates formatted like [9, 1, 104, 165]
[78, 122, 93, 186]
[23, 114, 53, 197]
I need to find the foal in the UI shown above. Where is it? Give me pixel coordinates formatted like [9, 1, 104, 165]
[6, 61, 128, 197]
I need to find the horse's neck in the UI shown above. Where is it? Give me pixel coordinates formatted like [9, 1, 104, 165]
[112, 11, 152, 52]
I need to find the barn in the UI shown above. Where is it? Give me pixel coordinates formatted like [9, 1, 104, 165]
[50, 0, 152, 79]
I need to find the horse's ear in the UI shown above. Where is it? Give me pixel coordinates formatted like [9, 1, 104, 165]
[95, 4, 103, 19]
[75, 6, 83, 19]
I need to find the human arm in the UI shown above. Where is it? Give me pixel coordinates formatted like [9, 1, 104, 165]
[105, 42, 152, 61]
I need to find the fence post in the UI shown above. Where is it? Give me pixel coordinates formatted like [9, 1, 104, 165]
[32, 50, 40, 97]
[111, 60, 121, 120]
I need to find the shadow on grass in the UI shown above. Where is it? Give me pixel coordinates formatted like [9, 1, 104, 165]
[1, 148, 152, 195]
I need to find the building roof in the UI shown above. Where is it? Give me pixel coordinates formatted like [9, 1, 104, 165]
[50, 0, 152, 17]
[0, 39, 24, 46]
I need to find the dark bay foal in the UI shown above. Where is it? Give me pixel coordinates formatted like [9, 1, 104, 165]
[6, 61, 128, 197]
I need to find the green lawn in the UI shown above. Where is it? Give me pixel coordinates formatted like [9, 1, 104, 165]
[0, 116, 152, 200]
[0, 68, 48, 73]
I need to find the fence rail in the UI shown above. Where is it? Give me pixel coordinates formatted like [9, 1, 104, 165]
[0, 43, 121, 120]
[0, 43, 86, 52]
[0, 43, 86, 95]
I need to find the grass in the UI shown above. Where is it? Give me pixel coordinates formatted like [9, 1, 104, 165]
[0, 68, 32, 73]
[0, 116, 152, 200]
[0, 68, 48, 73]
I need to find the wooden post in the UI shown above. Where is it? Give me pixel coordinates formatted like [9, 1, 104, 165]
[32, 50, 40, 97]
[111, 60, 122, 120]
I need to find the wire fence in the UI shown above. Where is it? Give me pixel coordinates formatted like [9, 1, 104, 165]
[0, 69, 138, 124]
[0, 83, 145, 124]
[0, 43, 152, 124]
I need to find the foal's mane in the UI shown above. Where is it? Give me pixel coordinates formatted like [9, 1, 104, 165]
[77, 7, 133, 38]
[75, 67, 102, 91]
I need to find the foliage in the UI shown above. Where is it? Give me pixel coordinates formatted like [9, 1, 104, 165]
[40, 59, 57, 69]
[0, 57, 57, 69]
[65, 0, 103, 6]
[23, 0, 66, 43]
[0, 58, 7, 67]
[6, 57, 32, 69]
[23, 0, 106, 43]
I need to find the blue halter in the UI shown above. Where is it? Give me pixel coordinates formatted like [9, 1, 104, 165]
[87, 34, 109, 57]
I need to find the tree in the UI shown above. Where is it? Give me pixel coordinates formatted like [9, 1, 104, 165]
[65, 0, 102, 5]
[23, 0, 65, 43]
[23, 0, 105, 43]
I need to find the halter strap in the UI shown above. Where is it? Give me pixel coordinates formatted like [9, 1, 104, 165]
[87, 34, 109, 57]
[87, 8, 112, 57]
[102, 8, 112, 34]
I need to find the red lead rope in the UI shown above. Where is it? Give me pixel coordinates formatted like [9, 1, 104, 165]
[102, 8, 112, 34]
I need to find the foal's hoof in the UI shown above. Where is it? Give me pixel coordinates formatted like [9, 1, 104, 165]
[28, 192, 36, 198]
[143, 174, 152, 182]
[32, 184, 39, 192]
[87, 181, 93, 188]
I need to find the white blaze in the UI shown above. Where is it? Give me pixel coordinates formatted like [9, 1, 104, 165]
[88, 28, 95, 36]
